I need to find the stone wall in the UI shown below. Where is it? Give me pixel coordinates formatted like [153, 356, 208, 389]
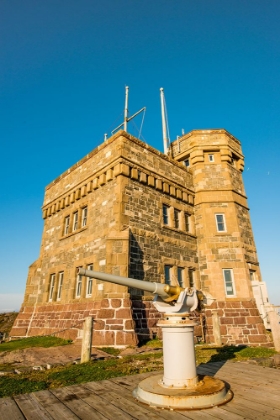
[11, 298, 138, 347]
[204, 300, 273, 347]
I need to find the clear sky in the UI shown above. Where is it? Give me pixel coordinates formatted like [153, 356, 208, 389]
[1, 0, 279, 311]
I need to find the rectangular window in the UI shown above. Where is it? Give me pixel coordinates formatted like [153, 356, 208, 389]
[73, 211, 78, 231]
[174, 209, 180, 229]
[76, 268, 82, 298]
[184, 159, 190, 167]
[163, 204, 169, 225]
[49, 274, 55, 301]
[57, 272, 64, 301]
[209, 154, 214, 162]
[164, 265, 171, 285]
[82, 206, 88, 227]
[216, 214, 226, 232]
[184, 213, 190, 232]
[188, 269, 195, 288]
[177, 267, 184, 287]
[249, 270, 255, 281]
[64, 216, 70, 235]
[86, 264, 93, 297]
[223, 269, 235, 296]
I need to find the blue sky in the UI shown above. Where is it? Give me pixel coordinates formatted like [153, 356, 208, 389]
[1, 0, 279, 310]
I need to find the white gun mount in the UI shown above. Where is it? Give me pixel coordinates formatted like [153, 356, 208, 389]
[78, 268, 232, 410]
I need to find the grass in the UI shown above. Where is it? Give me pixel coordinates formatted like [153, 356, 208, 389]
[0, 336, 72, 353]
[0, 342, 277, 398]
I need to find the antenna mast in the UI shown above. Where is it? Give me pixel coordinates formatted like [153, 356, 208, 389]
[160, 87, 170, 155]
[124, 86, 129, 132]
[111, 86, 146, 136]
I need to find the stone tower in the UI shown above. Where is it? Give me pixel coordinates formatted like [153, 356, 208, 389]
[11, 129, 272, 347]
[171, 130, 267, 345]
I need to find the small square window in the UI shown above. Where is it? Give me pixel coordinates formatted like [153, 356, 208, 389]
[164, 265, 172, 285]
[163, 204, 169, 225]
[184, 159, 190, 167]
[209, 154, 214, 162]
[216, 214, 226, 232]
[223, 269, 235, 296]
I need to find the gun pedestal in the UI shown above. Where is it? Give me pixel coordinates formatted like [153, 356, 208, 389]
[78, 268, 233, 410]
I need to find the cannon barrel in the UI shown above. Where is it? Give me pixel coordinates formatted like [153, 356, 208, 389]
[77, 268, 183, 300]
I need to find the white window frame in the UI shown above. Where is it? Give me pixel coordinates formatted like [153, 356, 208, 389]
[57, 271, 64, 301]
[64, 216, 70, 235]
[174, 209, 180, 229]
[73, 211, 79, 232]
[215, 214, 226, 232]
[82, 206, 88, 227]
[223, 269, 236, 297]
[49, 274, 55, 301]
[164, 265, 172, 285]
[86, 264, 93, 297]
[163, 204, 169, 226]
[76, 269, 82, 298]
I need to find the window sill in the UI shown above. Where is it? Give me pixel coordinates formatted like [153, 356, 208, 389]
[60, 226, 87, 240]
[162, 225, 196, 238]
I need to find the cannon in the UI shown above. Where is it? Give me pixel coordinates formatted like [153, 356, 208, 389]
[78, 268, 232, 410]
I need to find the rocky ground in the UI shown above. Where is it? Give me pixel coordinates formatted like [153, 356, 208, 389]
[0, 342, 161, 372]
[0, 312, 18, 338]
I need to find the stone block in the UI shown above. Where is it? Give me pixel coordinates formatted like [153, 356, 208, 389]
[220, 317, 234, 325]
[247, 316, 262, 325]
[100, 299, 110, 308]
[111, 299, 122, 308]
[234, 317, 246, 325]
[93, 331, 115, 346]
[115, 308, 132, 319]
[97, 309, 115, 319]
[124, 320, 135, 330]
[248, 335, 267, 344]
[116, 331, 138, 346]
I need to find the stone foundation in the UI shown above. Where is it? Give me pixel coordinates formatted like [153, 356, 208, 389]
[10, 298, 138, 347]
[204, 300, 274, 347]
[10, 298, 273, 348]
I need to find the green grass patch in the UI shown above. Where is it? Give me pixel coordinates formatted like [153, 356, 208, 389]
[141, 338, 163, 348]
[0, 352, 163, 398]
[195, 345, 277, 364]
[0, 336, 72, 353]
[0, 345, 277, 398]
[99, 347, 121, 356]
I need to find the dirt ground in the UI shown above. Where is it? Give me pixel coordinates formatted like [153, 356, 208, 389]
[0, 342, 158, 370]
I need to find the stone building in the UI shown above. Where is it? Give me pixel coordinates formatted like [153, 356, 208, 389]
[11, 129, 273, 347]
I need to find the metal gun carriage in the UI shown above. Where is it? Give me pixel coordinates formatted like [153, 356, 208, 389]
[78, 268, 232, 409]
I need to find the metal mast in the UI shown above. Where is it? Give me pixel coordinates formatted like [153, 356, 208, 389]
[160, 87, 170, 155]
[111, 86, 146, 136]
[123, 86, 129, 132]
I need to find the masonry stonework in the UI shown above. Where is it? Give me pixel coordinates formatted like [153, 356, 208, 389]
[11, 129, 273, 347]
